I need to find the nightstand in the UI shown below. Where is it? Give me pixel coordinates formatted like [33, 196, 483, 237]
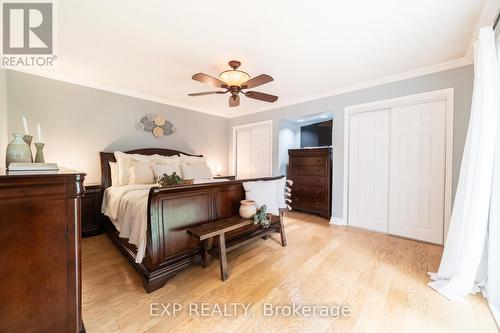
[213, 175, 236, 180]
[82, 184, 102, 237]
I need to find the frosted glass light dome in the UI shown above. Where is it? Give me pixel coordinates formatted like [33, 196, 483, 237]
[219, 70, 250, 87]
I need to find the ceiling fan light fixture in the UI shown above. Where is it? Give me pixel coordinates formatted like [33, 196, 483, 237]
[219, 70, 250, 87]
[190, 61, 277, 107]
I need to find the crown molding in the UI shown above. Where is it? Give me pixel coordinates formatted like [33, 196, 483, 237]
[10, 56, 472, 120]
[228, 57, 472, 118]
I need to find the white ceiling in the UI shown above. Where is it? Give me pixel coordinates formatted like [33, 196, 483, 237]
[25, 0, 491, 117]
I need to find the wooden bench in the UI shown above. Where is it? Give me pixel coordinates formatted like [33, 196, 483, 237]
[187, 212, 287, 281]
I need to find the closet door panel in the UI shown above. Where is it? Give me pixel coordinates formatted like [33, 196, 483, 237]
[348, 109, 390, 232]
[234, 122, 272, 179]
[236, 129, 252, 179]
[251, 125, 272, 177]
[388, 101, 446, 244]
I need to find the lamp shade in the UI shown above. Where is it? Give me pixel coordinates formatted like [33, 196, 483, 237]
[219, 70, 250, 87]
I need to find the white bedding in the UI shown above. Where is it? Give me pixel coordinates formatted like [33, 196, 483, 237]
[101, 179, 228, 263]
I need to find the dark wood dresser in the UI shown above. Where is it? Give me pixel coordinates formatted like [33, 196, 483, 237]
[0, 169, 85, 333]
[288, 148, 332, 218]
[82, 184, 102, 237]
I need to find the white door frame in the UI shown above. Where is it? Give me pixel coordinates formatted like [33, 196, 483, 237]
[342, 88, 454, 241]
[231, 120, 273, 177]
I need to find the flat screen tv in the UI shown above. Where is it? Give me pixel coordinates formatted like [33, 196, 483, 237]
[300, 120, 332, 148]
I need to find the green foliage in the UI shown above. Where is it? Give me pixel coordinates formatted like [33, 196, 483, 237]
[157, 172, 183, 187]
[253, 204, 271, 228]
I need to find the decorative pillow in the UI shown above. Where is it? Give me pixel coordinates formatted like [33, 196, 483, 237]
[151, 164, 182, 180]
[129, 161, 155, 184]
[114, 152, 157, 185]
[243, 180, 279, 215]
[154, 154, 181, 165]
[180, 153, 205, 164]
[109, 162, 119, 186]
[275, 177, 287, 209]
[180, 162, 213, 180]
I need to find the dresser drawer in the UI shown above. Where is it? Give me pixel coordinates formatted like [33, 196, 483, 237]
[292, 195, 327, 209]
[291, 175, 326, 187]
[292, 185, 325, 198]
[291, 165, 325, 175]
[290, 156, 325, 167]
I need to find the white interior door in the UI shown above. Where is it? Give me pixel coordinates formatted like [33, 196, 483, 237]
[348, 109, 390, 233]
[388, 101, 446, 244]
[234, 121, 272, 179]
[251, 125, 272, 177]
[236, 128, 253, 179]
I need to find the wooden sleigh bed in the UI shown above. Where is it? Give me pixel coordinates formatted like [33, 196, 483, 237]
[100, 148, 285, 293]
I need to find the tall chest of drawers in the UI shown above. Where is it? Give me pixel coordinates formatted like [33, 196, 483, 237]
[0, 169, 85, 333]
[288, 148, 332, 218]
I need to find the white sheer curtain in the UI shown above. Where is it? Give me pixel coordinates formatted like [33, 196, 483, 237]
[428, 26, 500, 306]
[486, 27, 500, 318]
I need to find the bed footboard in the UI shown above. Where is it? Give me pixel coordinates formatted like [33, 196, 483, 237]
[104, 177, 283, 293]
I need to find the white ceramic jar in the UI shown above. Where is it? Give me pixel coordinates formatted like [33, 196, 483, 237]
[239, 200, 257, 219]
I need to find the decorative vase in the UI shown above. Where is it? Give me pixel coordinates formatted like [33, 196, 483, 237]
[6, 134, 32, 167]
[239, 200, 257, 219]
[23, 135, 33, 162]
[34, 143, 45, 163]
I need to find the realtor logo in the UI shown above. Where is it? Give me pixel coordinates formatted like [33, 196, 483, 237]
[1, 1, 56, 67]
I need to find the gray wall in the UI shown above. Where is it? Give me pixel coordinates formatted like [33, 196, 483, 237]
[229, 65, 474, 218]
[277, 119, 299, 175]
[6, 71, 230, 184]
[0, 69, 7, 166]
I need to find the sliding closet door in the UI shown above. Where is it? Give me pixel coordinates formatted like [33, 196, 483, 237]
[234, 121, 272, 179]
[251, 124, 272, 177]
[348, 109, 390, 232]
[388, 101, 446, 244]
[236, 128, 253, 179]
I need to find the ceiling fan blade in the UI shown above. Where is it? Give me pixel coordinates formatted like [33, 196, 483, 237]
[229, 95, 240, 107]
[188, 91, 226, 96]
[244, 91, 278, 103]
[240, 74, 273, 89]
[192, 73, 228, 88]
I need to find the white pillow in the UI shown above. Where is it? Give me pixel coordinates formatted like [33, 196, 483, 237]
[180, 153, 205, 164]
[243, 180, 279, 215]
[109, 162, 119, 186]
[275, 177, 287, 209]
[154, 154, 181, 165]
[114, 152, 157, 185]
[129, 161, 155, 184]
[180, 162, 213, 180]
[151, 164, 182, 180]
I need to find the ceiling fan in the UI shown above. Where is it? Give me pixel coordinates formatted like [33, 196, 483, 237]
[188, 60, 278, 107]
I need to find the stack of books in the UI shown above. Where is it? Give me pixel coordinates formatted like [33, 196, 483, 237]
[8, 163, 59, 172]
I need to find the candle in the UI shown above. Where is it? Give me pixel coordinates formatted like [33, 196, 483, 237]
[37, 123, 42, 143]
[22, 116, 29, 135]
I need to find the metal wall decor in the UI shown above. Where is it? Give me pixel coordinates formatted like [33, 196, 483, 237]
[136, 114, 175, 138]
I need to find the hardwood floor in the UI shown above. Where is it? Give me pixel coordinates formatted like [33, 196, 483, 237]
[82, 212, 497, 333]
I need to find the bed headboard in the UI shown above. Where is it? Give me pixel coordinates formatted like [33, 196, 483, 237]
[99, 148, 203, 190]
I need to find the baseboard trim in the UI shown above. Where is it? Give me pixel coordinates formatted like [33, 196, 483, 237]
[329, 217, 346, 225]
